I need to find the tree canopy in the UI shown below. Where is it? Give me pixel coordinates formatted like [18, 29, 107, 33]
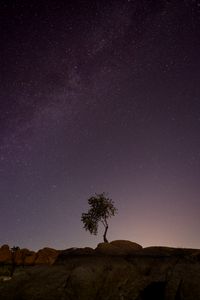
[81, 193, 117, 242]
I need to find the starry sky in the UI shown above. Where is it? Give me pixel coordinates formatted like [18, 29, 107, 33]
[1, 0, 200, 251]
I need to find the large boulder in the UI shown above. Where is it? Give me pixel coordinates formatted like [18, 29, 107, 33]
[110, 240, 143, 251]
[24, 250, 37, 265]
[95, 242, 122, 255]
[142, 246, 200, 258]
[191, 250, 200, 262]
[141, 246, 176, 257]
[35, 248, 59, 265]
[13, 249, 36, 265]
[95, 240, 142, 255]
[61, 247, 94, 256]
[56, 247, 94, 263]
[0, 245, 12, 264]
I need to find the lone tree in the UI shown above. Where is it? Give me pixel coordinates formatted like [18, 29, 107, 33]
[81, 193, 117, 243]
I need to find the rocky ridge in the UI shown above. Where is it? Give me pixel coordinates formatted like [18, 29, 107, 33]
[0, 244, 60, 267]
[0, 240, 200, 300]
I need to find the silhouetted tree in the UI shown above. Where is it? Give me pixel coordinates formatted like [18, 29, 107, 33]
[81, 193, 117, 243]
[11, 246, 20, 252]
[11, 246, 20, 276]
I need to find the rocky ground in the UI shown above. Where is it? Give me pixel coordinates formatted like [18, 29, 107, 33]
[0, 240, 200, 300]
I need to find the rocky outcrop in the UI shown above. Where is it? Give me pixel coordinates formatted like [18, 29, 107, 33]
[0, 246, 59, 268]
[34, 247, 59, 265]
[13, 248, 36, 266]
[0, 245, 12, 264]
[57, 247, 95, 262]
[0, 241, 200, 299]
[23, 250, 37, 265]
[95, 240, 142, 255]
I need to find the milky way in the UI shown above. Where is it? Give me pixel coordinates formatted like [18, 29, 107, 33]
[1, 0, 200, 250]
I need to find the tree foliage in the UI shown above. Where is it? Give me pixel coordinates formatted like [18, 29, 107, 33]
[81, 193, 117, 242]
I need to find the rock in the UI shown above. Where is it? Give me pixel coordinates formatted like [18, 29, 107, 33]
[0, 245, 58, 266]
[57, 247, 94, 262]
[142, 246, 176, 257]
[35, 247, 59, 265]
[95, 242, 122, 255]
[62, 247, 94, 256]
[95, 240, 142, 255]
[142, 246, 200, 258]
[24, 250, 37, 265]
[65, 264, 102, 299]
[0, 276, 12, 282]
[1, 253, 200, 300]
[187, 250, 200, 263]
[0, 245, 12, 264]
[110, 240, 143, 251]
[14, 248, 36, 266]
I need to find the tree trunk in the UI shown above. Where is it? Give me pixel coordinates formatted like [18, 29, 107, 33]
[103, 225, 108, 243]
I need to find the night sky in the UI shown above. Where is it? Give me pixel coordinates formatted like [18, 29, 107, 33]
[1, 0, 200, 251]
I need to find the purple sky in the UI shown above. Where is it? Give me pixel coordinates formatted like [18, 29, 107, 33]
[1, 0, 200, 251]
